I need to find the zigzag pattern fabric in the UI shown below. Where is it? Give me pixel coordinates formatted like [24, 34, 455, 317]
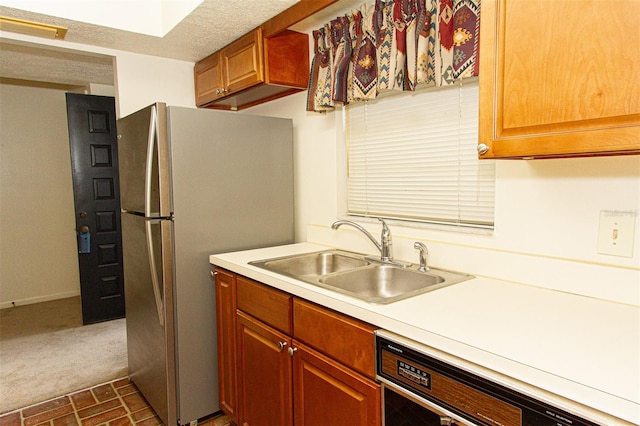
[351, 4, 378, 101]
[306, 0, 480, 112]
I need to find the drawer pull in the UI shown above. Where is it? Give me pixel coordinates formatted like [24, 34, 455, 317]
[277, 341, 287, 351]
[287, 346, 298, 356]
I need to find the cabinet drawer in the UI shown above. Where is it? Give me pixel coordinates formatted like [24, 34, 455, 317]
[237, 276, 292, 334]
[293, 298, 377, 379]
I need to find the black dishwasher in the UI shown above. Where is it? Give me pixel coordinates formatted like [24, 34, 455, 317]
[376, 331, 602, 426]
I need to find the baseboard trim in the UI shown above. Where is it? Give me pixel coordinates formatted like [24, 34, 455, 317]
[0, 291, 81, 310]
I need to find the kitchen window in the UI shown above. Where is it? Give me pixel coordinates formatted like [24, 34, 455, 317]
[339, 78, 495, 230]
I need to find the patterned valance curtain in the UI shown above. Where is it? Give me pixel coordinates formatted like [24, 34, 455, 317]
[306, 0, 480, 112]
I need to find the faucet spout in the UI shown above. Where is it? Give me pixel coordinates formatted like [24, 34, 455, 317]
[331, 220, 382, 252]
[331, 218, 392, 262]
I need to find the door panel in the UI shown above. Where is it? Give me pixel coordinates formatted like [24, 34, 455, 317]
[293, 341, 381, 426]
[236, 311, 293, 426]
[121, 213, 174, 426]
[66, 93, 124, 324]
[215, 269, 238, 422]
[116, 103, 170, 217]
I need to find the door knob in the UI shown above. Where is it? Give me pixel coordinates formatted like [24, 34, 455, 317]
[287, 346, 297, 356]
[80, 225, 90, 234]
[277, 341, 287, 351]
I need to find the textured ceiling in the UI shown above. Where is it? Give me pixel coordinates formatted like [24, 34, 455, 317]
[0, 0, 300, 87]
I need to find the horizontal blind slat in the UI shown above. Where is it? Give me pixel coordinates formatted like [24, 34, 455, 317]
[344, 79, 495, 228]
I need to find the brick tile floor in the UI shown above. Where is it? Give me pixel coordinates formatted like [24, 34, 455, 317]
[0, 378, 231, 426]
[0, 378, 162, 426]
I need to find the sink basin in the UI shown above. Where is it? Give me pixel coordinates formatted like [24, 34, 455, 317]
[319, 265, 445, 304]
[249, 250, 370, 277]
[249, 249, 473, 304]
[319, 265, 473, 304]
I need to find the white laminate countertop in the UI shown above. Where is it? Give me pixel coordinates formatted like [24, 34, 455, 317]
[210, 243, 640, 425]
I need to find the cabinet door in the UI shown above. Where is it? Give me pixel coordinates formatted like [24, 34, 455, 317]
[478, 0, 640, 159]
[214, 269, 238, 422]
[236, 311, 293, 426]
[223, 28, 265, 95]
[194, 51, 225, 106]
[293, 341, 381, 426]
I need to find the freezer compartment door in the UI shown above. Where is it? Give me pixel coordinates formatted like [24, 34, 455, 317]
[117, 103, 171, 217]
[122, 213, 176, 425]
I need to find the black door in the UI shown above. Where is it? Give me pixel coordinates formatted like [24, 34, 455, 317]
[66, 93, 125, 324]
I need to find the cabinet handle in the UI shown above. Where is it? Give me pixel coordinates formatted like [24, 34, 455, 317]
[287, 346, 298, 356]
[477, 143, 489, 155]
[277, 341, 287, 351]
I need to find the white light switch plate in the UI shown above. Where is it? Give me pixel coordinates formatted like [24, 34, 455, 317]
[597, 210, 636, 257]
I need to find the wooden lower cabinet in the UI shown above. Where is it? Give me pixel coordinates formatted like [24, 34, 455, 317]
[214, 269, 238, 423]
[293, 341, 381, 426]
[236, 311, 293, 426]
[214, 268, 381, 426]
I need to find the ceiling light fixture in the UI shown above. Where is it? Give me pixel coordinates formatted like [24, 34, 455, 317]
[0, 16, 67, 39]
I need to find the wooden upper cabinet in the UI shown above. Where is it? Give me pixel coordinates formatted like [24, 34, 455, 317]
[195, 27, 309, 110]
[194, 50, 224, 106]
[224, 29, 264, 95]
[478, 0, 640, 159]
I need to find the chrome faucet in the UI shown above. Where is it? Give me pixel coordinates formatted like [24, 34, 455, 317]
[414, 242, 429, 272]
[331, 218, 394, 263]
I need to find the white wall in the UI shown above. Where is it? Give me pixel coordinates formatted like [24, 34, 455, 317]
[114, 51, 195, 117]
[246, 91, 640, 306]
[0, 84, 81, 307]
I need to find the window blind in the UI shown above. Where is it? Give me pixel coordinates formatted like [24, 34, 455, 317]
[343, 79, 495, 229]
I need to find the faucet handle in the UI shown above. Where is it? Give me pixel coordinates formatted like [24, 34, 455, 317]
[378, 218, 390, 239]
[414, 242, 429, 272]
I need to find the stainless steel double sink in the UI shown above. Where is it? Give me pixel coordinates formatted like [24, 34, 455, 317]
[249, 249, 473, 304]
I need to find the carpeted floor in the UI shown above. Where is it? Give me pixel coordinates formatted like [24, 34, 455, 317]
[0, 296, 128, 414]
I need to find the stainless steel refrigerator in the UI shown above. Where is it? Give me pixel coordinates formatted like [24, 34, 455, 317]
[117, 103, 294, 426]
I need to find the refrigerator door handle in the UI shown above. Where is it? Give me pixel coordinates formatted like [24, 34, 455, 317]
[145, 219, 165, 326]
[144, 105, 158, 217]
